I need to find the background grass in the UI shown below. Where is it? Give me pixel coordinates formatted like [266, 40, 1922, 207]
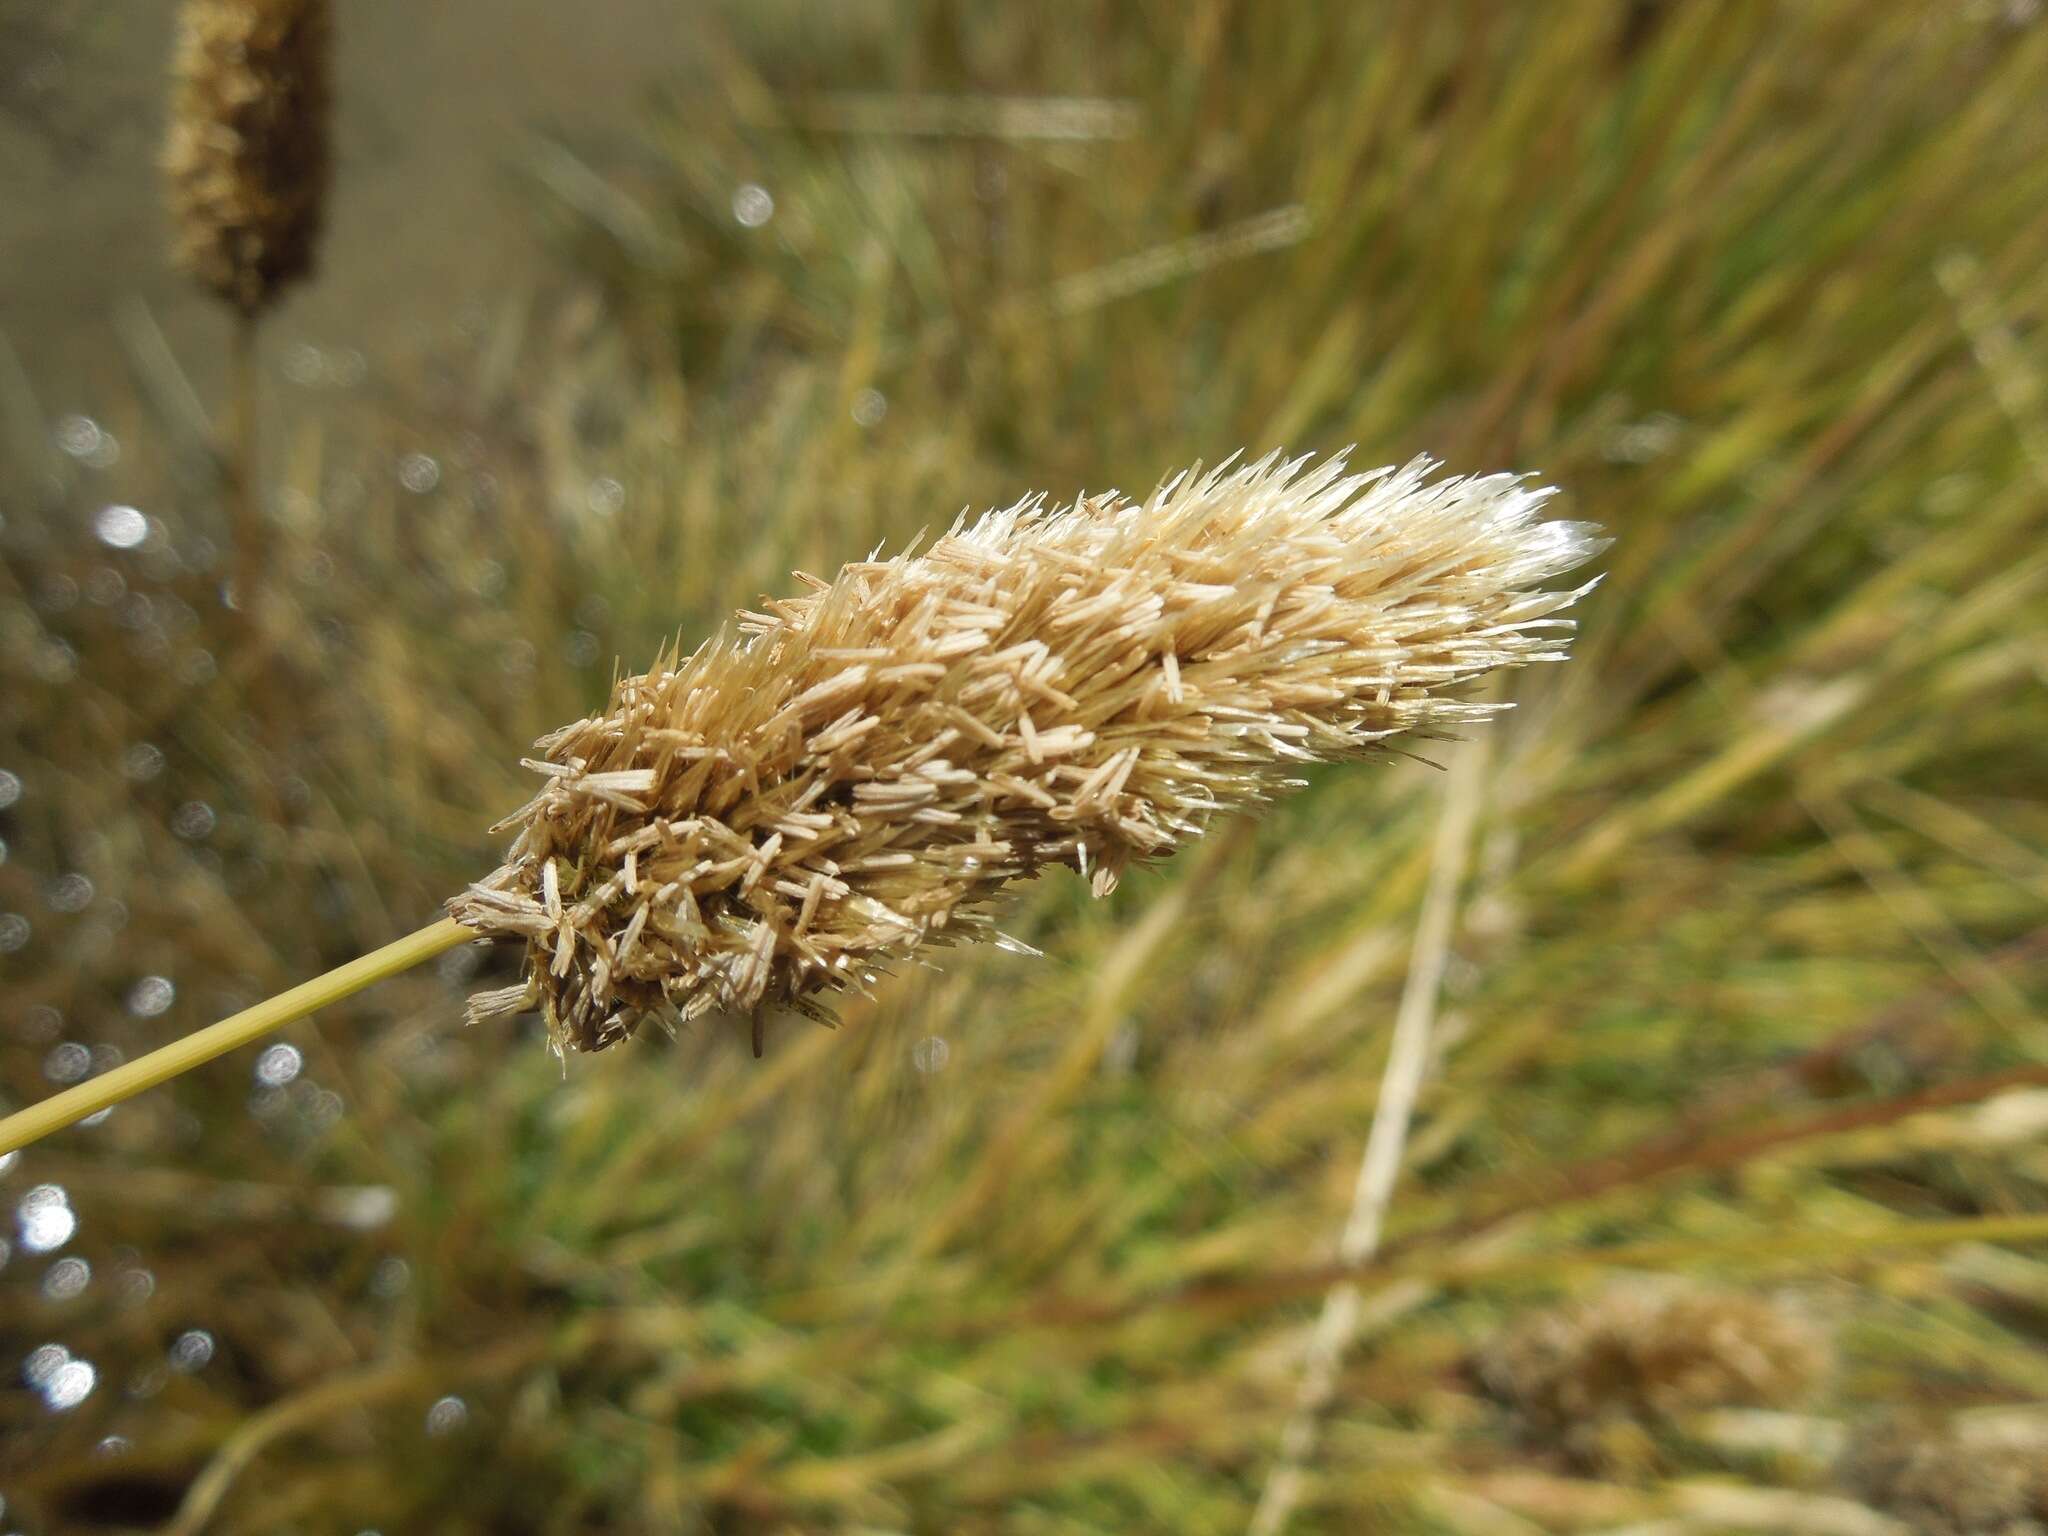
[3, 2, 2047, 1532]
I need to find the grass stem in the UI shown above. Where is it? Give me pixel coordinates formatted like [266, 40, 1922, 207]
[0, 917, 472, 1156]
[230, 312, 262, 611]
[1249, 734, 1490, 1536]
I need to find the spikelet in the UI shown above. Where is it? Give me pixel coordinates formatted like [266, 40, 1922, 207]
[165, 0, 331, 317]
[449, 451, 1605, 1053]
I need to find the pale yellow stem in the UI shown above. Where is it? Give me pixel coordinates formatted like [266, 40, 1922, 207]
[0, 917, 473, 1156]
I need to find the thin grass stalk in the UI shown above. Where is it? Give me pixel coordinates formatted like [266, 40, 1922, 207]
[998, 1062, 2048, 1335]
[162, 1331, 554, 1536]
[1248, 729, 1489, 1536]
[230, 311, 262, 607]
[0, 918, 469, 1155]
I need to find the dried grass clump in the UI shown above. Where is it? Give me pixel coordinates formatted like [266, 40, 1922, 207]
[1478, 1284, 1831, 1470]
[450, 451, 1602, 1053]
[1837, 1417, 2048, 1536]
[165, 0, 331, 317]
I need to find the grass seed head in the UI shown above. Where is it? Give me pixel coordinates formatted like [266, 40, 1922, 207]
[1478, 1283, 1832, 1472]
[450, 451, 1604, 1053]
[1837, 1416, 2048, 1535]
[165, 0, 331, 318]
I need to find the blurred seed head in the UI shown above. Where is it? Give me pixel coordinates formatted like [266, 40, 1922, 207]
[1477, 1283, 1832, 1473]
[165, 0, 331, 318]
[451, 451, 1603, 1053]
[1837, 1416, 2048, 1535]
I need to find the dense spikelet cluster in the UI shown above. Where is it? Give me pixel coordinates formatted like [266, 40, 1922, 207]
[449, 452, 1603, 1053]
[1837, 1417, 2048, 1535]
[1477, 1284, 1831, 1471]
[165, 0, 330, 317]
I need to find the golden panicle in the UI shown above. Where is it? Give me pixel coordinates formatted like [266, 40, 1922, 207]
[165, 0, 331, 318]
[449, 451, 1606, 1053]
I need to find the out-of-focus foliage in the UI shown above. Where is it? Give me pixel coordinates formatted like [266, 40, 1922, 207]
[2, 2, 2046, 1532]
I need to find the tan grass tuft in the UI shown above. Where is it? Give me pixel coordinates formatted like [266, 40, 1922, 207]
[449, 451, 1603, 1053]
[165, 0, 331, 318]
[1478, 1283, 1832, 1472]
[1837, 1416, 2048, 1535]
